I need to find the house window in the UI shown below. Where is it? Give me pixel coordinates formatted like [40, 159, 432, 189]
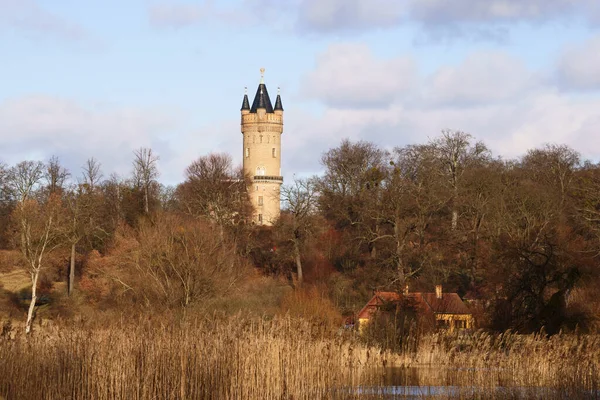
[272, 148, 276, 158]
[436, 319, 450, 329]
[245, 148, 250, 158]
[258, 196, 263, 206]
[258, 214, 263, 224]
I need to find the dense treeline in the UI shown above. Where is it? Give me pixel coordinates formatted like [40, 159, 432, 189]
[0, 131, 599, 334]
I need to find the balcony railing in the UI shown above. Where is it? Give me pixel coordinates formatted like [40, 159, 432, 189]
[253, 175, 283, 182]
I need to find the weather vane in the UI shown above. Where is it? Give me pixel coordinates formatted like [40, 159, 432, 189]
[260, 67, 265, 84]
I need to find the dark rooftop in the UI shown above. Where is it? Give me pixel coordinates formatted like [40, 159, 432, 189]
[274, 91, 284, 111]
[250, 83, 274, 113]
[241, 90, 250, 111]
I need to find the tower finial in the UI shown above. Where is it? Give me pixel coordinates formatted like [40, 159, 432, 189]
[260, 67, 265, 84]
[244, 86, 248, 95]
[277, 87, 280, 95]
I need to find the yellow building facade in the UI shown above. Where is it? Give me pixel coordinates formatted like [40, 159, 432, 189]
[240, 69, 283, 225]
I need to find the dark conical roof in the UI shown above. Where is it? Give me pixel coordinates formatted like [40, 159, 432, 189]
[274, 93, 284, 111]
[241, 92, 250, 111]
[250, 83, 274, 113]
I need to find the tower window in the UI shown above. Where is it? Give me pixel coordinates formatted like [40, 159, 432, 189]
[258, 214, 263, 224]
[256, 166, 266, 176]
[272, 148, 276, 158]
[258, 196, 263, 206]
[245, 148, 250, 158]
[255, 185, 258, 191]
[260, 135, 263, 143]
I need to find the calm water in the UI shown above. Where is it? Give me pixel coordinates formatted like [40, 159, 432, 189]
[341, 367, 599, 399]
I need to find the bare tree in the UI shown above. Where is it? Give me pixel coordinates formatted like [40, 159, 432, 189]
[82, 157, 103, 193]
[64, 182, 105, 296]
[522, 144, 581, 208]
[431, 130, 490, 230]
[8, 161, 64, 334]
[134, 213, 246, 308]
[7, 161, 44, 203]
[279, 177, 320, 285]
[178, 153, 252, 234]
[132, 148, 159, 215]
[101, 173, 124, 230]
[44, 156, 70, 195]
[0, 161, 8, 203]
[14, 196, 64, 334]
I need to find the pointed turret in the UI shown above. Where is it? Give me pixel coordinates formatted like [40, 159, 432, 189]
[241, 87, 250, 111]
[274, 87, 284, 112]
[250, 68, 274, 113]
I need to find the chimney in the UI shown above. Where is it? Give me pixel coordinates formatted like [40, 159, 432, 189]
[435, 285, 442, 299]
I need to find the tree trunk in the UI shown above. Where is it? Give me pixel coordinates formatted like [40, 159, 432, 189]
[451, 186, 459, 230]
[293, 240, 303, 285]
[144, 185, 149, 215]
[371, 224, 379, 259]
[25, 270, 39, 334]
[452, 210, 458, 230]
[394, 221, 406, 288]
[68, 242, 76, 296]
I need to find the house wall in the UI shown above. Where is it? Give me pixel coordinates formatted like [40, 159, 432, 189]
[435, 314, 474, 332]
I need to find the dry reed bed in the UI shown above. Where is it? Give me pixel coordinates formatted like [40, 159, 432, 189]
[0, 316, 390, 400]
[1, 319, 599, 399]
[394, 330, 600, 394]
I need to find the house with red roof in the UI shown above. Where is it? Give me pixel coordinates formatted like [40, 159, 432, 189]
[357, 285, 474, 333]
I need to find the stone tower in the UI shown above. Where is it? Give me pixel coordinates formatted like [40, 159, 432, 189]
[241, 68, 284, 225]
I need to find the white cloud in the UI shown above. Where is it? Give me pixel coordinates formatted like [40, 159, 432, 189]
[410, 0, 584, 25]
[0, 0, 87, 41]
[301, 43, 417, 108]
[557, 35, 600, 91]
[424, 52, 540, 106]
[148, 1, 253, 29]
[296, 0, 405, 33]
[0, 96, 182, 182]
[242, 0, 600, 40]
[148, 2, 208, 29]
[290, 45, 600, 175]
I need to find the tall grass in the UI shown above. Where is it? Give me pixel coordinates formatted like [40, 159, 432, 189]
[364, 330, 600, 398]
[0, 316, 389, 400]
[1, 317, 599, 399]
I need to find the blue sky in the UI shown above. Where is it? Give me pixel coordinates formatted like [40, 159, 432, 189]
[2, 0, 600, 185]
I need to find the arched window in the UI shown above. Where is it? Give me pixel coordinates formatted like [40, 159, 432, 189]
[256, 166, 266, 176]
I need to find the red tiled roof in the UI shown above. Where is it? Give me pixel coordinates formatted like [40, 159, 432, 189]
[357, 292, 401, 320]
[357, 291, 471, 320]
[420, 293, 471, 315]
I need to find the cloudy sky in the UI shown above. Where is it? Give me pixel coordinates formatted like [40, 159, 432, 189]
[2, 0, 600, 184]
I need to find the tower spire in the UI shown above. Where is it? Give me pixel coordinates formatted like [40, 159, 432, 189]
[274, 87, 284, 112]
[250, 68, 273, 113]
[241, 86, 250, 111]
